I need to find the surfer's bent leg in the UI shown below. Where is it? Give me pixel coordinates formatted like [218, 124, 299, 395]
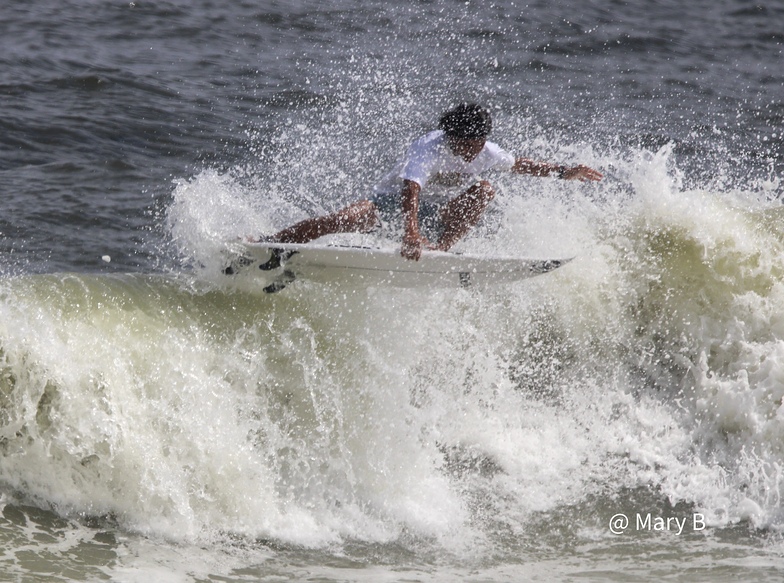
[436, 180, 495, 251]
[270, 200, 380, 244]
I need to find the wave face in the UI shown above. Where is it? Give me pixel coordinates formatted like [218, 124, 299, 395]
[2, 143, 783, 573]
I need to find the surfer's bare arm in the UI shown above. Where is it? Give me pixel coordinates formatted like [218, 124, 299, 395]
[400, 179, 431, 261]
[512, 158, 602, 182]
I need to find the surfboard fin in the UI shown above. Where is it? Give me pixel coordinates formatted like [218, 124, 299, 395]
[259, 248, 297, 271]
[222, 255, 254, 275]
[263, 269, 296, 294]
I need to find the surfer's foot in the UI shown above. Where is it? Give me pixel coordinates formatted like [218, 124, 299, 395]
[258, 248, 296, 271]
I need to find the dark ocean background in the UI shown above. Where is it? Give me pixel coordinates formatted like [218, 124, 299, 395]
[1, 1, 783, 581]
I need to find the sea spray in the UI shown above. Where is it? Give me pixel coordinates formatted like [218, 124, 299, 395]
[163, 122, 784, 546]
[2, 120, 784, 567]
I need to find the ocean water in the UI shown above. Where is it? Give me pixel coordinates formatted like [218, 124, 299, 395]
[1, 0, 784, 581]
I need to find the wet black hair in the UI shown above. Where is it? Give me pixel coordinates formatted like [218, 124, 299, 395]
[438, 103, 492, 139]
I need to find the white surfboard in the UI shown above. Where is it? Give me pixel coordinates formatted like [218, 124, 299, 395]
[222, 242, 572, 293]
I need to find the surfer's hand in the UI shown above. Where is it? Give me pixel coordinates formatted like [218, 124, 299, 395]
[401, 233, 431, 261]
[561, 165, 603, 182]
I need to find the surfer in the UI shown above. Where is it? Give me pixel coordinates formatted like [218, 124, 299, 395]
[260, 103, 602, 261]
